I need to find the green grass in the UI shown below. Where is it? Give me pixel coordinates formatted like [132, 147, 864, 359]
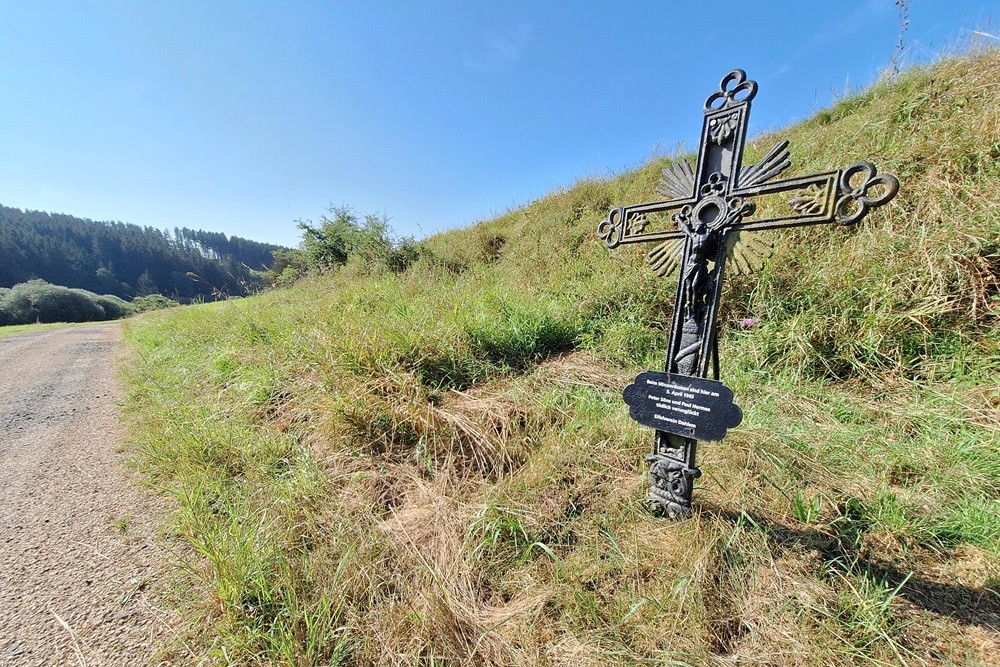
[123, 51, 1000, 666]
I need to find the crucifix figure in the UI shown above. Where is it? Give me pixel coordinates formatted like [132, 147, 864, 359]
[598, 70, 899, 518]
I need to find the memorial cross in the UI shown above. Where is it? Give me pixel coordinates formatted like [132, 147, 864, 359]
[597, 70, 899, 518]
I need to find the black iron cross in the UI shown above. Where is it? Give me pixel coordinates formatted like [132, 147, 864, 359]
[598, 70, 899, 518]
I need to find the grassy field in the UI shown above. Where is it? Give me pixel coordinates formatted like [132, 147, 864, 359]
[122, 51, 999, 666]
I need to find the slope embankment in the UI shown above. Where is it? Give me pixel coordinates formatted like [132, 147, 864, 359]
[123, 51, 999, 666]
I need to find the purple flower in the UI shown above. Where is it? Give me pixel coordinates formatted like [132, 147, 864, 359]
[738, 317, 759, 329]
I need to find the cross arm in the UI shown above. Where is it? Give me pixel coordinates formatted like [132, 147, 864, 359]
[732, 161, 899, 232]
[597, 198, 693, 248]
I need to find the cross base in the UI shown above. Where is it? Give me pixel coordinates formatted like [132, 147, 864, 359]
[646, 453, 701, 519]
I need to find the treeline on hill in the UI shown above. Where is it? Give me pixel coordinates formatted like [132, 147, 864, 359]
[0, 204, 287, 301]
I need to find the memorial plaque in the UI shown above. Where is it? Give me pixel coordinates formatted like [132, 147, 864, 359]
[623, 371, 742, 441]
[597, 69, 899, 518]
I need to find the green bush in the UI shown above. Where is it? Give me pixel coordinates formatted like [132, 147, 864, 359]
[130, 294, 181, 313]
[296, 205, 421, 275]
[0, 280, 103, 324]
[91, 294, 134, 319]
[0, 280, 140, 325]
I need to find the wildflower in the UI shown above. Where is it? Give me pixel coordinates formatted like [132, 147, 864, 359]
[738, 317, 759, 329]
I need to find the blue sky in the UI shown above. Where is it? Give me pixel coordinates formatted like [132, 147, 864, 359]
[0, 1, 993, 248]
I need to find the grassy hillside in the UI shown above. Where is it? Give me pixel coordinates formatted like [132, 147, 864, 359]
[122, 51, 999, 666]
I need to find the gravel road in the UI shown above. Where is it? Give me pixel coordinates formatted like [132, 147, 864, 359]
[0, 323, 171, 666]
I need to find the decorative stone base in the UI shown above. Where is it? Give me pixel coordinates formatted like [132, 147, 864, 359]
[646, 453, 701, 519]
